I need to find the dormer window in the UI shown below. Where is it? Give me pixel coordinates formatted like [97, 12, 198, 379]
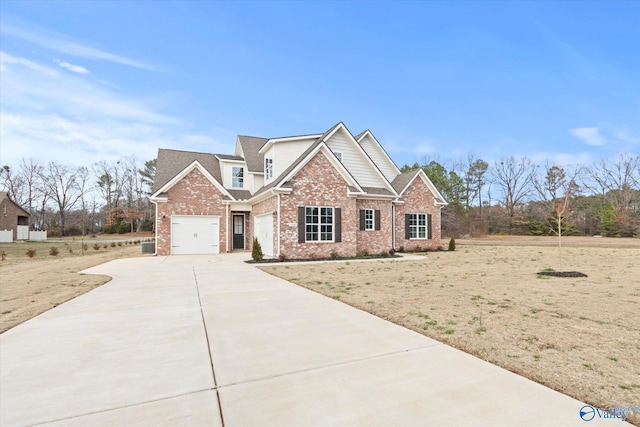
[334, 152, 343, 162]
[232, 167, 244, 188]
[265, 155, 273, 181]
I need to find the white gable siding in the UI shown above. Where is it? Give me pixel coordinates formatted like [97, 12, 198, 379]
[359, 135, 399, 182]
[273, 138, 315, 179]
[325, 130, 386, 188]
[220, 160, 247, 189]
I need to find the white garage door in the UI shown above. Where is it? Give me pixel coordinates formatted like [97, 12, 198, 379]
[254, 213, 274, 258]
[171, 215, 219, 255]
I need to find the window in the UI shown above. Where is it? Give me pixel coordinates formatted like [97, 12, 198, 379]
[334, 151, 343, 162]
[409, 213, 427, 239]
[305, 206, 333, 241]
[264, 156, 273, 181]
[364, 209, 374, 230]
[232, 167, 244, 188]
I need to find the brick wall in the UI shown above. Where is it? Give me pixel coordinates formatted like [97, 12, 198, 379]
[279, 151, 357, 259]
[355, 199, 393, 255]
[155, 168, 228, 255]
[394, 177, 443, 251]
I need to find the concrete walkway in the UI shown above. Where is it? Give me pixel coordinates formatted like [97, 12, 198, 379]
[0, 254, 629, 426]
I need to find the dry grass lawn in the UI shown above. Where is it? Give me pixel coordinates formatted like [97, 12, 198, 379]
[0, 236, 151, 333]
[261, 236, 640, 425]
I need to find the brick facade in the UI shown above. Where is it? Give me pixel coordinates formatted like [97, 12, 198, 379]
[395, 177, 442, 251]
[355, 199, 393, 255]
[279, 151, 357, 259]
[155, 168, 228, 255]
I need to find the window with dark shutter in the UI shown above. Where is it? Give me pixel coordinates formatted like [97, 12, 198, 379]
[375, 210, 381, 231]
[405, 214, 410, 239]
[427, 214, 432, 239]
[335, 208, 342, 242]
[298, 207, 305, 243]
[359, 209, 366, 231]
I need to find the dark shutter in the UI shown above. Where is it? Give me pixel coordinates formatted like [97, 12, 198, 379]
[427, 214, 432, 239]
[335, 208, 342, 242]
[405, 214, 411, 239]
[359, 210, 365, 230]
[298, 207, 305, 243]
[375, 210, 381, 231]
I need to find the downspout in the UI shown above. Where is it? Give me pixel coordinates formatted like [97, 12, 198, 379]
[226, 203, 230, 253]
[277, 193, 281, 257]
[152, 200, 158, 255]
[391, 203, 395, 250]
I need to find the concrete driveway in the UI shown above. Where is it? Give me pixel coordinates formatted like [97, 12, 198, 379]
[1, 254, 629, 426]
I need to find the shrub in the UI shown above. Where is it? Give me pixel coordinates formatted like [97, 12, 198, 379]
[49, 246, 59, 256]
[278, 253, 287, 262]
[26, 248, 36, 258]
[93, 243, 100, 250]
[103, 244, 108, 249]
[82, 243, 88, 251]
[110, 242, 116, 248]
[448, 236, 456, 251]
[117, 241, 123, 247]
[116, 221, 130, 234]
[251, 237, 263, 261]
[389, 248, 395, 256]
[1, 250, 6, 261]
[398, 246, 405, 253]
[379, 251, 389, 258]
[139, 219, 154, 232]
[103, 224, 117, 234]
[330, 250, 340, 260]
[357, 249, 370, 257]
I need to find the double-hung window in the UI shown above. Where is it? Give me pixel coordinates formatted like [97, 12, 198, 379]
[264, 156, 273, 181]
[305, 206, 333, 241]
[409, 213, 427, 239]
[364, 209, 374, 230]
[232, 167, 244, 188]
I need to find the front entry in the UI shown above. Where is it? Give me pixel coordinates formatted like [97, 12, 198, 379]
[232, 214, 245, 250]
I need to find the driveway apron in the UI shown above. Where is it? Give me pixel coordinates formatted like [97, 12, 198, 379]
[1, 254, 628, 426]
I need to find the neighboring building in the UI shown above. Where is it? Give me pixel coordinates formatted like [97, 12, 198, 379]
[0, 192, 30, 241]
[150, 122, 447, 258]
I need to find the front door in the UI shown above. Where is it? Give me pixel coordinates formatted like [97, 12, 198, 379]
[233, 214, 245, 249]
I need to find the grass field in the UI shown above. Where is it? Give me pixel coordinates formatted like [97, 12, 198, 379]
[0, 234, 153, 333]
[261, 236, 640, 425]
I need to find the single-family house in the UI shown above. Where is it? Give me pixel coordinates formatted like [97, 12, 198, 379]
[0, 191, 30, 242]
[150, 122, 447, 258]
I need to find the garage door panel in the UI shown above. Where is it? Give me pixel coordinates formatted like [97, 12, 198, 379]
[254, 214, 273, 258]
[171, 216, 219, 255]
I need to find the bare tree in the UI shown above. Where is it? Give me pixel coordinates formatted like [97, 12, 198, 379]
[492, 156, 536, 230]
[39, 162, 85, 235]
[0, 165, 27, 206]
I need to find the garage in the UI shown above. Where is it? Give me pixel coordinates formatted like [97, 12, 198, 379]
[171, 215, 219, 255]
[254, 213, 274, 257]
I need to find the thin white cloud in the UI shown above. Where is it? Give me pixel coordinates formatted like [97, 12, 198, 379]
[1, 19, 160, 72]
[55, 59, 90, 75]
[0, 53, 232, 168]
[0, 51, 58, 76]
[570, 127, 607, 147]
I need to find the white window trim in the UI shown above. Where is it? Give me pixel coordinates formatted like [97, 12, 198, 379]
[232, 166, 244, 189]
[265, 155, 273, 181]
[305, 206, 334, 242]
[364, 208, 374, 231]
[409, 213, 427, 239]
[334, 151, 343, 162]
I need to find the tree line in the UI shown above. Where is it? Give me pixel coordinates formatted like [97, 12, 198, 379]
[2, 152, 638, 238]
[401, 152, 640, 238]
[1, 158, 156, 236]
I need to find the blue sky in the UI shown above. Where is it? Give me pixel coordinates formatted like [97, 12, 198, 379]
[1, 1, 638, 170]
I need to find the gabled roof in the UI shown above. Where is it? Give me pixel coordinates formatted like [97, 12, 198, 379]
[152, 149, 224, 196]
[251, 135, 365, 200]
[392, 169, 448, 205]
[237, 136, 268, 173]
[0, 192, 30, 216]
[355, 129, 402, 177]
